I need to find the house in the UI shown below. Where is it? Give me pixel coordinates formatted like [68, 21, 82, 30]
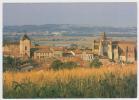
[3, 42, 20, 58]
[34, 49, 53, 61]
[51, 47, 64, 58]
[81, 51, 94, 61]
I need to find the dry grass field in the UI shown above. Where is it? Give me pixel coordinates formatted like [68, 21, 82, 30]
[3, 64, 137, 98]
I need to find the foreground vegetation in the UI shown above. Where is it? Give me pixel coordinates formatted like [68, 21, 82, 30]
[51, 60, 78, 70]
[3, 56, 38, 72]
[3, 64, 137, 98]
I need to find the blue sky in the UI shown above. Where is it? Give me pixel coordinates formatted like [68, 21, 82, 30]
[3, 3, 137, 27]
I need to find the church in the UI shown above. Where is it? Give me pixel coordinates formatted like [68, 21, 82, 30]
[3, 33, 137, 63]
[92, 32, 137, 63]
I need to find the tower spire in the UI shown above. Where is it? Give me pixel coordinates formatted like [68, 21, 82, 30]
[100, 32, 106, 40]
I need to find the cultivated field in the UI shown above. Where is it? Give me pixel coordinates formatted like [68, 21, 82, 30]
[3, 64, 137, 98]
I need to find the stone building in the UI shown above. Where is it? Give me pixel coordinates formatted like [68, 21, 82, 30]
[3, 42, 20, 58]
[33, 46, 65, 61]
[3, 35, 31, 59]
[51, 47, 64, 58]
[80, 51, 94, 61]
[20, 34, 31, 58]
[92, 32, 112, 58]
[34, 49, 54, 62]
[113, 41, 136, 63]
[92, 32, 136, 63]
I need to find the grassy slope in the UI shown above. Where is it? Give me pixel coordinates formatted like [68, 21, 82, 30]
[3, 64, 137, 98]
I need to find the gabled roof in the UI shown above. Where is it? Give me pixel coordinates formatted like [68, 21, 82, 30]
[112, 41, 136, 44]
[73, 51, 82, 54]
[34, 49, 52, 53]
[52, 47, 64, 51]
[21, 34, 30, 41]
[33, 45, 50, 49]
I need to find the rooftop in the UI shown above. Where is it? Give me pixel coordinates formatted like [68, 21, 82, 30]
[33, 45, 50, 49]
[3, 42, 19, 46]
[34, 49, 52, 53]
[21, 34, 30, 41]
[112, 41, 136, 44]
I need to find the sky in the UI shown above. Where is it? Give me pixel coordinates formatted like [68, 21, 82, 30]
[3, 3, 137, 27]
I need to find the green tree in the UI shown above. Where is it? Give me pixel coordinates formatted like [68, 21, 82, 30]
[6, 56, 14, 65]
[62, 62, 77, 69]
[30, 48, 38, 57]
[51, 60, 78, 70]
[3, 56, 17, 72]
[90, 58, 102, 68]
[51, 60, 63, 70]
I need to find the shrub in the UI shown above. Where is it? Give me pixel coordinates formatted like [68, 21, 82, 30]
[90, 58, 102, 68]
[62, 62, 77, 69]
[3, 56, 17, 72]
[51, 60, 78, 70]
[51, 60, 63, 70]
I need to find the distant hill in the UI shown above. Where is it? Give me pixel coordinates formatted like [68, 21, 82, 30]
[3, 24, 137, 36]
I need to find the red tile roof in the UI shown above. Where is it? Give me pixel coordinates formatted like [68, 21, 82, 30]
[35, 49, 52, 53]
[33, 45, 50, 49]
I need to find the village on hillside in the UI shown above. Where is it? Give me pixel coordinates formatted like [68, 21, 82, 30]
[3, 3, 137, 98]
[3, 32, 137, 71]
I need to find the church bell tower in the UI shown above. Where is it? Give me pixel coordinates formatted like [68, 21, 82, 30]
[20, 34, 31, 58]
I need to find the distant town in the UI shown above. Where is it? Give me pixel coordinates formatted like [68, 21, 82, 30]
[3, 31, 137, 71]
